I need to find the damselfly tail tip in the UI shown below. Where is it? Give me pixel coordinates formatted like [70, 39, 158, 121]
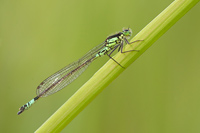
[17, 110, 23, 115]
[17, 107, 25, 115]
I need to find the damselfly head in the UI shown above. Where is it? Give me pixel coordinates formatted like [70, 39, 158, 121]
[122, 28, 132, 38]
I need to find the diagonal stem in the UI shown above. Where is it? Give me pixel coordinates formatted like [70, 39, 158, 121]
[35, 0, 200, 132]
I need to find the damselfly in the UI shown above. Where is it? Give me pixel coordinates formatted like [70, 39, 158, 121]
[17, 28, 142, 115]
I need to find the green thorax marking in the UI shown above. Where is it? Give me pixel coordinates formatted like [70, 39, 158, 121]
[95, 33, 125, 58]
[106, 35, 124, 47]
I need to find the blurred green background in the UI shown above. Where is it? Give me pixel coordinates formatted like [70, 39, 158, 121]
[0, 0, 200, 132]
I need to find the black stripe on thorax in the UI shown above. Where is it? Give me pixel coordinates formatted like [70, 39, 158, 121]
[106, 32, 122, 40]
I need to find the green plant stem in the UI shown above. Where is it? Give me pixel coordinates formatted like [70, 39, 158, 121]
[35, 0, 199, 132]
